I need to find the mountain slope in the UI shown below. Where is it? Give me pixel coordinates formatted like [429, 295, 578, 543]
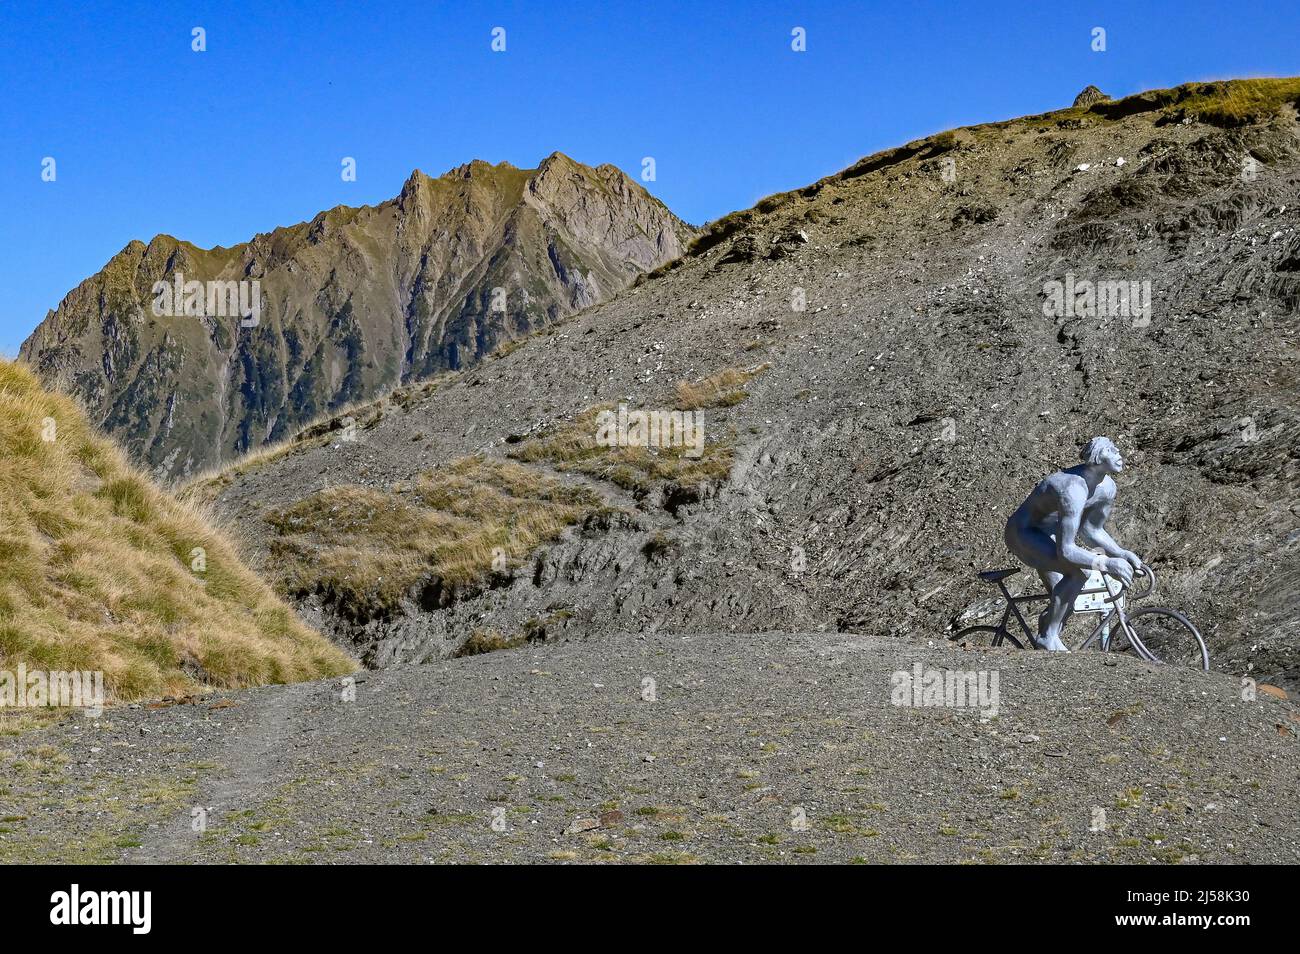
[197, 79, 1300, 690]
[20, 154, 695, 481]
[0, 360, 353, 704]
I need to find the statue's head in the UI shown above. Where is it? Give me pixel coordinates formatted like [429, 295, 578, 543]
[1081, 436, 1123, 474]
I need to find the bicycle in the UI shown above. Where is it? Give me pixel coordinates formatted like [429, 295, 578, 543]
[949, 564, 1210, 671]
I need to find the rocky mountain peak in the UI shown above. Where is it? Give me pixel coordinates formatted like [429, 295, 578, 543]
[1072, 84, 1110, 108]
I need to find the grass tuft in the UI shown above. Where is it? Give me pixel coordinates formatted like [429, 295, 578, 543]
[454, 628, 525, 657]
[674, 363, 770, 410]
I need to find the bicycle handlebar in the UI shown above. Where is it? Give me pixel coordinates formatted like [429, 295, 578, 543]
[1101, 563, 1155, 604]
[1132, 564, 1156, 599]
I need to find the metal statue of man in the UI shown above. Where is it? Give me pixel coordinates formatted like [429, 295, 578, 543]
[1005, 437, 1143, 651]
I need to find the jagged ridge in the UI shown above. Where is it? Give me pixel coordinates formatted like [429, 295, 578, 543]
[20, 154, 696, 481]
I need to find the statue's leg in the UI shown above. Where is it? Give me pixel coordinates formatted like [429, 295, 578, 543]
[1007, 517, 1079, 652]
[1036, 569, 1062, 642]
[1039, 571, 1087, 651]
[1006, 518, 1056, 571]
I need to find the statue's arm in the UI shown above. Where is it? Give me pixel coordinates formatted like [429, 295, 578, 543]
[1080, 496, 1142, 568]
[1054, 486, 1097, 571]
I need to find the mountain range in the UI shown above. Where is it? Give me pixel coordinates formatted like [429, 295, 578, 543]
[20, 153, 695, 479]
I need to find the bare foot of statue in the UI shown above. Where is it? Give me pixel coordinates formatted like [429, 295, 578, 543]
[1034, 631, 1069, 652]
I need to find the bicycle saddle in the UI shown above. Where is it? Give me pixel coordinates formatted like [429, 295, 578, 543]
[977, 567, 1021, 582]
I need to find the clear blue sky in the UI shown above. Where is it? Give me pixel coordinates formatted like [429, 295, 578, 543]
[1, 0, 1296, 355]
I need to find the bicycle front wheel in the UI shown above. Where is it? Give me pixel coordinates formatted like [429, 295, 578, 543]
[950, 625, 1023, 649]
[1118, 607, 1209, 672]
[1099, 614, 1142, 656]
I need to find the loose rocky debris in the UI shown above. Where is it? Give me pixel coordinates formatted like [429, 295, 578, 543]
[207, 79, 1300, 695]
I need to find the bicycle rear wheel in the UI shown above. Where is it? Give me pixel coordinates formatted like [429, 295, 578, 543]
[1116, 607, 1209, 672]
[950, 625, 1023, 649]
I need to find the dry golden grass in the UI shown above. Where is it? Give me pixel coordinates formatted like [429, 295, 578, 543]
[507, 406, 735, 495]
[499, 366, 759, 488]
[674, 363, 770, 410]
[238, 372, 756, 621]
[266, 456, 609, 619]
[1017, 77, 1300, 130]
[0, 361, 354, 703]
[1162, 77, 1300, 125]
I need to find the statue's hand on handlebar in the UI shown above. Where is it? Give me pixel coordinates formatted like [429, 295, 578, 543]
[1120, 550, 1143, 571]
[1103, 557, 1134, 587]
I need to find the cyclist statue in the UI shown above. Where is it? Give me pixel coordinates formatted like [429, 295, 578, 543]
[1005, 437, 1143, 651]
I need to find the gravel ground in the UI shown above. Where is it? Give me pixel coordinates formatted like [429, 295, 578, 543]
[4, 631, 1297, 864]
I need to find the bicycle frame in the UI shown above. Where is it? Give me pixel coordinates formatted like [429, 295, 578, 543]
[985, 574, 1131, 651]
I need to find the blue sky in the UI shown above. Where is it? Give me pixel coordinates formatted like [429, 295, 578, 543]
[1, 0, 1297, 354]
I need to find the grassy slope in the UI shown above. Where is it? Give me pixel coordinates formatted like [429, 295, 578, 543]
[267, 456, 613, 619]
[683, 77, 1300, 258]
[0, 360, 354, 702]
